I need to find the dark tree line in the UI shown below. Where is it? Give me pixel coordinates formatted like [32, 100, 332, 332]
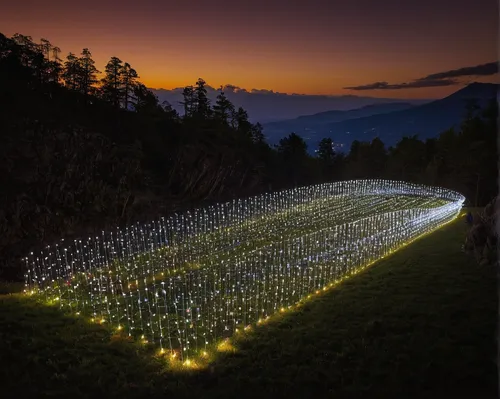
[0, 32, 497, 281]
[272, 97, 497, 209]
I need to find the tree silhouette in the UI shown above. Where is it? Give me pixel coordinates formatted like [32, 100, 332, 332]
[386, 135, 425, 181]
[250, 123, 265, 144]
[213, 86, 234, 126]
[344, 138, 387, 179]
[133, 83, 162, 115]
[79, 48, 99, 97]
[121, 62, 139, 110]
[62, 53, 81, 91]
[35, 38, 62, 85]
[101, 57, 124, 108]
[316, 138, 338, 180]
[368, 137, 387, 177]
[317, 138, 335, 163]
[276, 133, 308, 186]
[234, 107, 252, 138]
[181, 86, 195, 118]
[194, 78, 211, 118]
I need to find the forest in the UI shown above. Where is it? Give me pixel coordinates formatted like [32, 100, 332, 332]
[0, 32, 497, 281]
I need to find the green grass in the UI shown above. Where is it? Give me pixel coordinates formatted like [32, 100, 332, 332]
[1, 217, 496, 398]
[30, 194, 450, 347]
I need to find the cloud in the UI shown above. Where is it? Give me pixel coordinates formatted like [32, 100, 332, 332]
[420, 62, 498, 80]
[344, 81, 391, 90]
[223, 84, 248, 93]
[344, 61, 498, 91]
[344, 79, 458, 90]
[250, 88, 276, 94]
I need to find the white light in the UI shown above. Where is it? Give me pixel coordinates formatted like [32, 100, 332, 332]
[23, 179, 464, 360]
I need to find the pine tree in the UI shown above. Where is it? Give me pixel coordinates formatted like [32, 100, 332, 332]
[47, 45, 62, 84]
[194, 78, 210, 118]
[62, 52, 81, 91]
[79, 48, 99, 97]
[213, 86, 235, 125]
[39, 38, 51, 59]
[101, 57, 123, 108]
[250, 122, 265, 144]
[317, 138, 335, 163]
[121, 62, 139, 110]
[38, 38, 62, 85]
[133, 83, 161, 114]
[234, 107, 252, 138]
[181, 86, 195, 118]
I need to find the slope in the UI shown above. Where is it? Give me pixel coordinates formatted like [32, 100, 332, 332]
[263, 102, 417, 143]
[317, 82, 498, 150]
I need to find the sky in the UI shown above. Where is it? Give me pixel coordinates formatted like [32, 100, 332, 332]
[1, 0, 498, 98]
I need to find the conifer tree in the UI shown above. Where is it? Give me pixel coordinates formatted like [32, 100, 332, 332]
[213, 86, 235, 125]
[101, 56, 123, 107]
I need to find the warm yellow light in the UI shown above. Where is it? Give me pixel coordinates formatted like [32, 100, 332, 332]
[217, 339, 235, 352]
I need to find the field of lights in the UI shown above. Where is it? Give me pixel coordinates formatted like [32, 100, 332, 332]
[24, 180, 465, 365]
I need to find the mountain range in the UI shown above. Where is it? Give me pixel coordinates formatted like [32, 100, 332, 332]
[151, 86, 429, 123]
[262, 82, 498, 151]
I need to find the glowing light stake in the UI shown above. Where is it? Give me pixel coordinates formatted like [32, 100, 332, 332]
[23, 180, 464, 361]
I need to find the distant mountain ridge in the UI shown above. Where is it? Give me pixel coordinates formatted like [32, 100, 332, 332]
[263, 82, 498, 151]
[297, 102, 416, 121]
[263, 102, 416, 142]
[151, 86, 429, 123]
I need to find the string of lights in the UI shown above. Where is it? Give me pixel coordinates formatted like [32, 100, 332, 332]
[24, 179, 464, 361]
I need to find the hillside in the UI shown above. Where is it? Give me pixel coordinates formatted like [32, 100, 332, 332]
[264, 82, 498, 150]
[1, 31, 497, 284]
[1, 218, 495, 398]
[263, 102, 417, 143]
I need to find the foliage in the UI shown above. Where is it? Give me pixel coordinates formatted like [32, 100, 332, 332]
[338, 101, 497, 206]
[0, 32, 314, 280]
[0, 30, 497, 282]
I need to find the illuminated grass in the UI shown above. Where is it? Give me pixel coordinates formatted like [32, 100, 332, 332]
[24, 181, 464, 359]
[1, 216, 495, 397]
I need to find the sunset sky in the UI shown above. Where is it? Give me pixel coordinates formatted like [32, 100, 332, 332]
[1, 0, 498, 98]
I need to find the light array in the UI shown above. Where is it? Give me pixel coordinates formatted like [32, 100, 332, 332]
[24, 180, 464, 361]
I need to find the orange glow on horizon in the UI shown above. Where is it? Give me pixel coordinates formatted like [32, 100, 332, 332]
[1, 1, 497, 99]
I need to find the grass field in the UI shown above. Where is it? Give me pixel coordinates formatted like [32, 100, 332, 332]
[1, 214, 496, 398]
[26, 194, 457, 358]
